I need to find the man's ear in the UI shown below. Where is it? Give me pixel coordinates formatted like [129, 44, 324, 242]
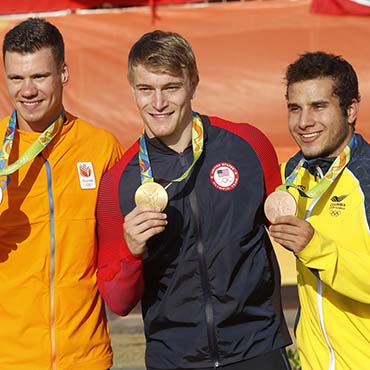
[61, 63, 69, 86]
[347, 99, 359, 125]
[191, 76, 199, 99]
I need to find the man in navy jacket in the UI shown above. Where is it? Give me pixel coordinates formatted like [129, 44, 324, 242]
[96, 30, 291, 370]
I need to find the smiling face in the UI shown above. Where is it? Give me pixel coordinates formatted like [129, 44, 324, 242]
[4, 47, 69, 132]
[131, 64, 197, 152]
[287, 77, 358, 159]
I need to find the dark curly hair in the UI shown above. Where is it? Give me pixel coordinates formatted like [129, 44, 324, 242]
[285, 51, 360, 117]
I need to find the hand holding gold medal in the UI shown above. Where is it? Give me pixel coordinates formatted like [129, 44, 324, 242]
[264, 190, 297, 224]
[134, 182, 168, 212]
[136, 113, 204, 213]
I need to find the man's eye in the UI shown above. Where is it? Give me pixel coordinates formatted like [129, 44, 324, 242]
[288, 106, 299, 112]
[315, 104, 325, 110]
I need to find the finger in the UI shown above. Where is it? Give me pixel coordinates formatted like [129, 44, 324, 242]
[271, 237, 298, 252]
[269, 224, 300, 237]
[130, 225, 166, 244]
[125, 205, 163, 221]
[126, 217, 167, 236]
[273, 215, 303, 226]
[270, 230, 299, 244]
[125, 211, 167, 230]
[124, 220, 167, 257]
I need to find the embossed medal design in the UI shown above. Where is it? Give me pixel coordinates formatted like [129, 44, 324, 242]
[264, 190, 297, 223]
[135, 182, 168, 212]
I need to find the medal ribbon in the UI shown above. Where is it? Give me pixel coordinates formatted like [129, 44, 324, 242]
[0, 109, 64, 186]
[138, 111, 204, 185]
[278, 135, 356, 198]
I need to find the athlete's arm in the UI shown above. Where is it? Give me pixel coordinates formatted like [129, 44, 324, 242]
[96, 168, 144, 316]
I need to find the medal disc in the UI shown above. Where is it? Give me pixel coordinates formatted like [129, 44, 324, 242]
[264, 190, 297, 223]
[135, 182, 168, 211]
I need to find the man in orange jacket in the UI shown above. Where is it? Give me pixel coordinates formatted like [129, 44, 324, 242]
[0, 18, 123, 369]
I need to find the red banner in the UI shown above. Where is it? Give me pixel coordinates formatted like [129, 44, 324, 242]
[0, 0, 202, 15]
[311, 0, 370, 15]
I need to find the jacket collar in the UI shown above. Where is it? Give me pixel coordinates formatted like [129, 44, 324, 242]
[144, 114, 209, 154]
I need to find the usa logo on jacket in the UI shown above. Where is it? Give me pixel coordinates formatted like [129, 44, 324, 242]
[210, 162, 239, 191]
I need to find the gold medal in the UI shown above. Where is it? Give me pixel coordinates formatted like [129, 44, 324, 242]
[264, 190, 297, 223]
[135, 182, 168, 211]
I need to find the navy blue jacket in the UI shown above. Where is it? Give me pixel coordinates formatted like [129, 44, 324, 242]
[97, 115, 291, 369]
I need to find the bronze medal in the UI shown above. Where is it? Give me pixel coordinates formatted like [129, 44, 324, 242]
[135, 182, 168, 212]
[264, 190, 297, 223]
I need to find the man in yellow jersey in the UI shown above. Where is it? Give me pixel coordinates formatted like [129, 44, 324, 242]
[269, 51, 370, 370]
[0, 18, 123, 369]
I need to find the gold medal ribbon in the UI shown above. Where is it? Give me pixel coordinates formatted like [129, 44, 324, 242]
[0, 109, 64, 190]
[138, 111, 204, 185]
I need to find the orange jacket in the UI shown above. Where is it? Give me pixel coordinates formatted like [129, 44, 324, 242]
[0, 112, 124, 370]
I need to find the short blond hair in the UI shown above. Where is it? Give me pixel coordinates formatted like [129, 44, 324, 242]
[127, 30, 199, 86]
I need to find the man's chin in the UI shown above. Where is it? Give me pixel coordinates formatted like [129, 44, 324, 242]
[302, 153, 317, 160]
[301, 147, 320, 160]
[302, 149, 332, 160]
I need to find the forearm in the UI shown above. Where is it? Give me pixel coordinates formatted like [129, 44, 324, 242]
[298, 230, 370, 303]
[96, 167, 145, 315]
[98, 257, 144, 316]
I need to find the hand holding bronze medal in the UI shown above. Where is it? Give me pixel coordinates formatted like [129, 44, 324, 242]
[264, 190, 297, 223]
[264, 139, 354, 224]
[135, 182, 168, 212]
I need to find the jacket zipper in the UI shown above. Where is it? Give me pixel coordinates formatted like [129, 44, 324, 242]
[45, 158, 57, 370]
[306, 196, 335, 370]
[189, 188, 220, 368]
[178, 150, 220, 368]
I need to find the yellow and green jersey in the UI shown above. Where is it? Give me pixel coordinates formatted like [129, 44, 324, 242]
[282, 134, 370, 370]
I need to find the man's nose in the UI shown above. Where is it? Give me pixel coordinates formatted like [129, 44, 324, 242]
[298, 109, 314, 129]
[21, 79, 38, 97]
[152, 91, 168, 110]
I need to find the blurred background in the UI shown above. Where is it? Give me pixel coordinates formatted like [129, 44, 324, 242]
[0, 1, 369, 368]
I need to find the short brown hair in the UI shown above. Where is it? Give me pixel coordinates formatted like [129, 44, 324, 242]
[127, 30, 199, 86]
